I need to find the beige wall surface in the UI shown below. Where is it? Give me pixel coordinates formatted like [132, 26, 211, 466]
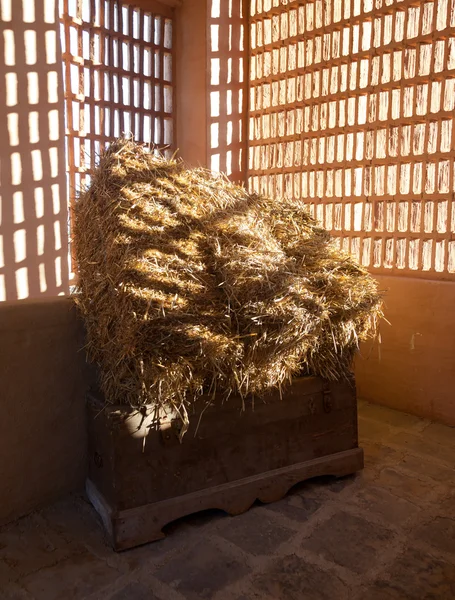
[356, 275, 455, 426]
[175, 0, 207, 167]
[0, 297, 95, 525]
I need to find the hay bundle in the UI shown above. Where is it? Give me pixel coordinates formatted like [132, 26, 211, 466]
[74, 139, 382, 428]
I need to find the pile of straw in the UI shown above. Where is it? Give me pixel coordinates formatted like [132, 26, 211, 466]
[74, 139, 382, 430]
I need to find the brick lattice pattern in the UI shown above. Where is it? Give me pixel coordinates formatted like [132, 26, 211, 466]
[248, 0, 455, 278]
[59, 0, 174, 208]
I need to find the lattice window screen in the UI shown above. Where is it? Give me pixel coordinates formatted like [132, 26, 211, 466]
[248, 0, 455, 278]
[208, 0, 248, 182]
[59, 0, 174, 203]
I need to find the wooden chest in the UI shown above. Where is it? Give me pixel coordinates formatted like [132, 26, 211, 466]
[86, 376, 363, 550]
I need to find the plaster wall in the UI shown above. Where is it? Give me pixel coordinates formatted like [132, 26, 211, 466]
[356, 275, 455, 426]
[0, 297, 95, 525]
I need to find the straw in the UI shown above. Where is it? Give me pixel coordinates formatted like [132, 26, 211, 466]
[74, 138, 383, 429]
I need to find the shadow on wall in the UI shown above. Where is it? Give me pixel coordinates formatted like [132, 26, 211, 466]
[208, 0, 248, 184]
[0, 0, 69, 301]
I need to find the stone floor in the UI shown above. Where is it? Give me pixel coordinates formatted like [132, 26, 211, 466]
[1, 400, 455, 600]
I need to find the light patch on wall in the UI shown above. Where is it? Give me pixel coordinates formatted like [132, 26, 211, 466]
[5, 73, 17, 106]
[227, 121, 233, 145]
[24, 30, 37, 65]
[211, 58, 220, 85]
[211, 25, 219, 51]
[39, 263, 47, 293]
[226, 150, 232, 175]
[22, 0, 35, 22]
[11, 152, 21, 186]
[1, 0, 12, 21]
[210, 91, 220, 117]
[3, 30, 15, 66]
[51, 183, 60, 215]
[32, 150, 43, 181]
[48, 110, 59, 141]
[44, 0, 56, 24]
[211, 0, 220, 18]
[54, 221, 61, 250]
[226, 90, 232, 116]
[37, 224, 45, 256]
[0, 234, 4, 268]
[13, 191, 24, 224]
[29, 111, 39, 143]
[47, 71, 58, 103]
[27, 72, 39, 104]
[7, 113, 19, 146]
[49, 147, 58, 178]
[55, 256, 62, 287]
[35, 187, 44, 219]
[15, 267, 29, 300]
[210, 123, 219, 149]
[0, 274, 5, 302]
[13, 229, 26, 263]
[45, 30, 57, 64]
[211, 153, 220, 171]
